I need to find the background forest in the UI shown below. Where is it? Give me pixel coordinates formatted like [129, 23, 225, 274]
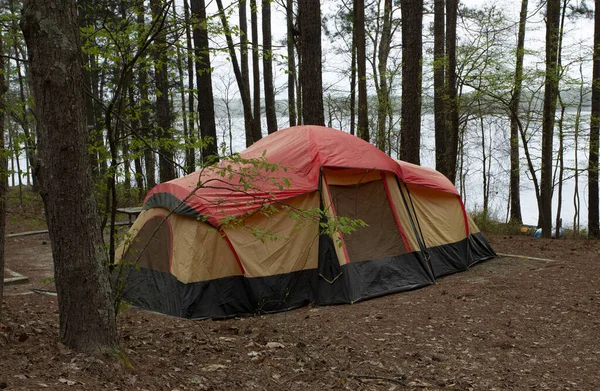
[1, 0, 599, 237]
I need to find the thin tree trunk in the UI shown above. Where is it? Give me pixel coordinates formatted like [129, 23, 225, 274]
[350, 34, 357, 136]
[298, 0, 325, 126]
[376, 0, 393, 152]
[251, 0, 262, 138]
[433, 0, 446, 174]
[21, 0, 118, 353]
[0, 33, 7, 320]
[589, 0, 600, 237]
[400, 0, 422, 164]
[355, 0, 369, 141]
[445, 0, 459, 184]
[509, 0, 528, 225]
[263, 0, 278, 133]
[191, 0, 219, 163]
[151, 0, 176, 182]
[540, 0, 560, 238]
[183, 0, 196, 169]
[216, 0, 259, 146]
[286, 0, 297, 127]
[573, 64, 584, 233]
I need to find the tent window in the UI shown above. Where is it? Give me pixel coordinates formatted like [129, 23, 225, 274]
[123, 215, 172, 273]
[329, 179, 407, 262]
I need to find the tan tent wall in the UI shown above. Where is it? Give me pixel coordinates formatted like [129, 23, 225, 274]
[403, 184, 468, 247]
[382, 173, 421, 252]
[223, 192, 320, 278]
[466, 213, 480, 234]
[116, 208, 242, 284]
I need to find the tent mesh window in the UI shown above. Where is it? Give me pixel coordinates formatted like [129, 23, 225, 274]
[328, 179, 407, 262]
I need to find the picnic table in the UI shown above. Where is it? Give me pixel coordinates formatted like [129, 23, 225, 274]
[116, 206, 144, 226]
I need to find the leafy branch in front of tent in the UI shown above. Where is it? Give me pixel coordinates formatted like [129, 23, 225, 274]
[112, 151, 370, 316]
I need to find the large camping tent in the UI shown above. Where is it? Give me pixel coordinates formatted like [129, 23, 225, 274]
[116, 125, 495, 319]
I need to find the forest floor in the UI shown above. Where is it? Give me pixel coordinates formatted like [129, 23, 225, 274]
[2, 196, 600, 390]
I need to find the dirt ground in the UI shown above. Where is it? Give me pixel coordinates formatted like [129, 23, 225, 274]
[2, 229, 600, 390]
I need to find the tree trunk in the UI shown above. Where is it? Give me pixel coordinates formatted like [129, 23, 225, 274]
[540, 0, 560, 238]
[445, 0, 459, 184]
[251, 0, 262, 139]
[509, 0, 528, 225]
[433, 0, 446, 174]
[183, 0, 197, 169]
[134, 6, 155, 189]
[239, 0, 255, 145]
[216, 0, 259, 146]
[349, 34, 357, 136]
[376, 0, 393, 152]
[298, 0, 325, 126]
[286, 0, 297, 127]
[263, 0, 278, 133]
[354, 0, 369, 141]
[0, 33, 7, 320]
[151, 0, 176, 182]
[21, 0, 118, 353]
[400, 0, 422, 164]
[589, 0, 600, 238]
[191, 0, 219, 164]
[174, 2, 192, 172]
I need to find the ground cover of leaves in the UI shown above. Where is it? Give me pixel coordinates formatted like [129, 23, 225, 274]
[1, 233, 599, 390]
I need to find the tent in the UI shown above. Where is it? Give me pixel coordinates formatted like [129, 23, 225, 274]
[116, 125, 495, 319]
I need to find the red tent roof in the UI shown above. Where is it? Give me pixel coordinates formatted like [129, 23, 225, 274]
[145, 126, 458, 225]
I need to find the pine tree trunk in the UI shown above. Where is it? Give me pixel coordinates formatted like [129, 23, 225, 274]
[183, 0, 197, 169]
[239, 0, 255, 145]
[433, 0, 446, 174]
[151, 0, 176, 182]
[263, 0, 278, 133]
[350, 36, 357, 136]
[376, 0, 393, 152]
[191, 0, 219, 164]
[509, 0, 528, 225]
[286, 0, 297, 127]
[298, 0, 325, 126]
[445, 0, 459, 184]
[540, 0, 561, 238]
[354, 0, 369, 141]
[251, 0, 262, 139]
[21, 0, 118, 353]
[589, 0, 600, 237]
[400, 0, 422, 164]
[0, 33, 7, 320]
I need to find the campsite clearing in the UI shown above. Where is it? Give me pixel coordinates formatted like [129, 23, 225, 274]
[2, 232, 599, 390]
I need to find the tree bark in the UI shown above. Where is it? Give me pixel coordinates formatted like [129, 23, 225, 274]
[433, 0, 446, 174]
[400, 0, 422, 164]
[354, 0, 369, 141]
[286, 0, 297, 127]
[191, 0, 219, 164]
[0, 33, 7, 320]
[21, 0, 118, 353]
[540, 0, 560, 238]
[298, 0, 325, 126]
[183, 0, 197, 169]
[263, 0, 278, 133]
[376, 0, 393, 152]
[589, 0, 600, 238]
[150, 0, 176, 182]
[445, 0, 459, 184]
[509, 0, 528, 225]
[251, 0, 262, 137]
[350, 34, 357, 136]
